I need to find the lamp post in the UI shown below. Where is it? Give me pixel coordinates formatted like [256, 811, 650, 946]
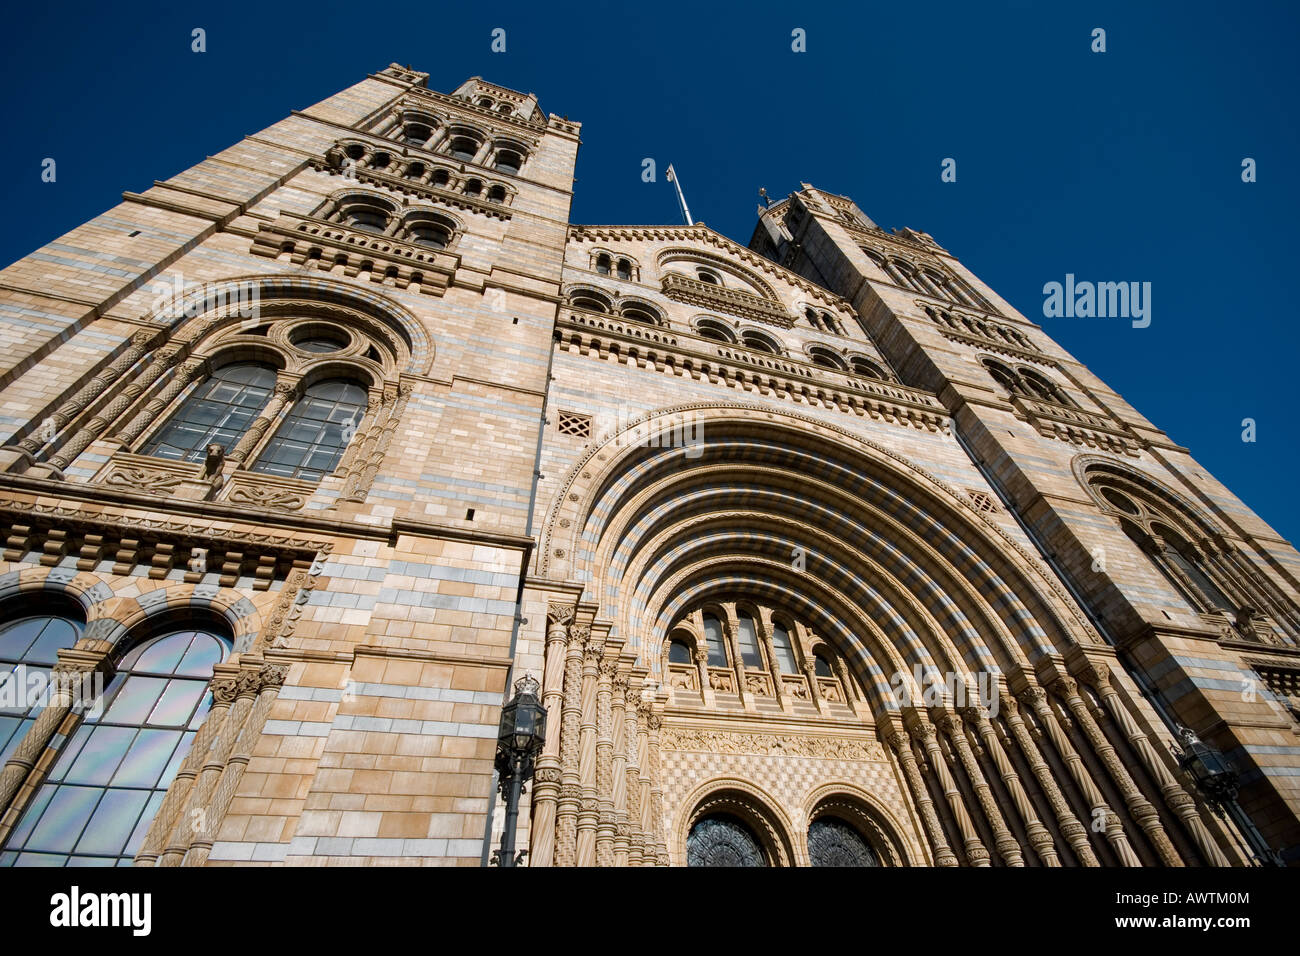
[493, 674, 547, 867]
[1174, 724, 1284, 867]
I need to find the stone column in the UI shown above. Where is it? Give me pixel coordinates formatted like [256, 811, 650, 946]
[134, 668, 238, 865]
[555, 623, 587, 866]
[883, 720, 958, 866]
[348, 383, 412, 501]
[157, 665, 262, 866]
[623, 676, 644, 865]
[1018, 686, 1141, 866]
[115, 356, 207, 447]
[644, 699, 668, 865]
[1000, 694, 1098, 865]
[529, 605, 571, 867]
[595, 656, 616, 866]
[1076, 661, 1230, 866]
[56, 342, 182, 462]
[226, 378, 299, 463]
[636, 695, 653, 864]
[1049, 674, 1183, 866]
[912, 717, 989, 866]
[963, 705, 1059, 866]
[610, 671, 630, 866]
[576, 631, 603, 866]
[182, 663, 286, 866]
[19, 329, 158, 458]
[938, 710, 1024, 866]
[0, 650, 104, 820]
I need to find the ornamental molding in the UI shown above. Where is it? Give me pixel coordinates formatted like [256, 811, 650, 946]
[538, 402, 1100, 648]
[661, 727, 885, 762]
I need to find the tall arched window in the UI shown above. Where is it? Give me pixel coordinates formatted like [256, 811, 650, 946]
[2, 624, 230, 866]
[0, 606, 84, 767]
[250, 379, 368, 482]
[702, 614, 728, 667]
[143, 362, 276, 462]
[771, 622, 798, 674]
[668, 640, 692, 665]
[736, 612, 763, 669]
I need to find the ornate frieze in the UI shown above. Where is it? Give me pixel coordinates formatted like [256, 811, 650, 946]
[660, 727, 884, 761]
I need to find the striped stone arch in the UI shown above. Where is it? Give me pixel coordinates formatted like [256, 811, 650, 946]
[1071, 454, 1231, 541]
[0, 567, 259, 656]
[140, 273, 434, 376]
[673, 776, 797, 867]
[801, 780, 920, 866]
[539, 403, 1098, 718]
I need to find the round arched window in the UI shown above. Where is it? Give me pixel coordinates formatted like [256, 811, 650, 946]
[687, 814, 766, 867]
[808, 817, 879, 867]
[2, 625, 230, 866]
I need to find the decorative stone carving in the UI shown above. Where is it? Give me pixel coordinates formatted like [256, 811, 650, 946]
[661, 728, 884, 761]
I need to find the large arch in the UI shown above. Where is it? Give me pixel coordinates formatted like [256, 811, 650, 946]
[540, 403, 1099, 717]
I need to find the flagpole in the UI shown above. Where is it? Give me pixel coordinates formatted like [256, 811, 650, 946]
[666, 164, 694, 226]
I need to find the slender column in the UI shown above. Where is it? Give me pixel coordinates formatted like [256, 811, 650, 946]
[55, 343, 183, 464]
[0, 653, 103, 818]
[530, 605, 571, 867]
[349, 383, 412, 500]
[1050, 675, 1183, 866]
[1000, 695, 1098, 865]
[1018, 686, 1141, 866]
[938, 711, 1024, 866]
[373, 111, 402, 136]
[227, 378, 298, 463]
[116, 357, 207, 446]
[757, 612, 785, 708]
[635, 697, 653, 865]
[964, 705, 1060, 866]
[623, 677, 644, 865]
[158, 667, 261, 866]
[424, 128, 450, 153]
[1077, 661, 1230, 865]
[555, 623, 588, 866]
[135, 670, 237, 864]
[644, 702, 669, 864]
[912, 718, 989, 866]
[337, 391, 387, 485]
[610, 671, 630, 866]
[595, 658, 616, 866]
[182, 664, 285, 866]
[575, 631, 603, 866]
[18, 330, 158, 457]
[470, 140, 493, 166]
[884, 723, 958, 866]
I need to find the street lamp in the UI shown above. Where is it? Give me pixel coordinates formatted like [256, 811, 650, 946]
[493, 674, 547, 867]
[1174, 724, 1284, 866]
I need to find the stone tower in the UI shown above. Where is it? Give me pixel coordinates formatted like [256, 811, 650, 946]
[0, 67, 1295, 868]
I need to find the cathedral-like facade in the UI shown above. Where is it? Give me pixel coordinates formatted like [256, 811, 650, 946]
[0, 65, 1296, 867]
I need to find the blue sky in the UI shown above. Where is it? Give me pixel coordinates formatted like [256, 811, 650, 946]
[0, 0, 1296, 543]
